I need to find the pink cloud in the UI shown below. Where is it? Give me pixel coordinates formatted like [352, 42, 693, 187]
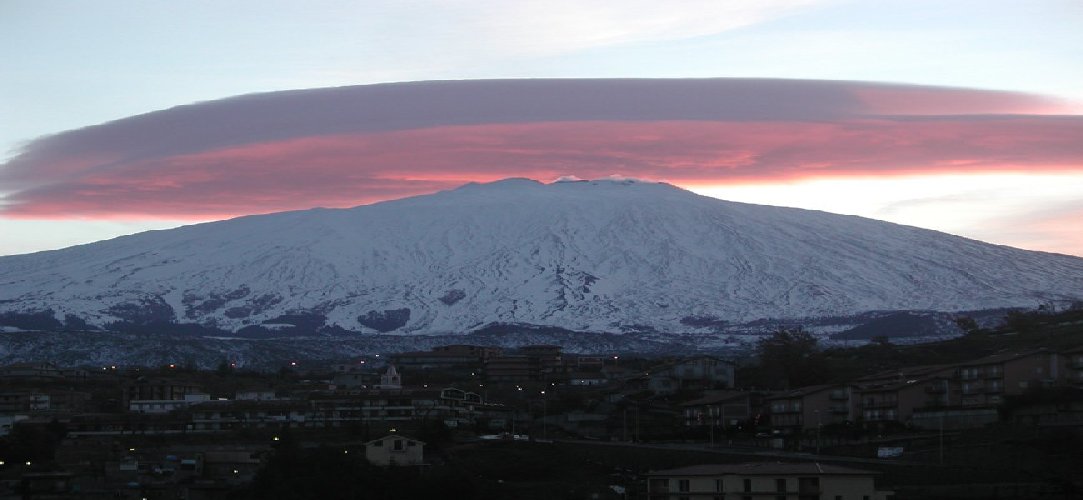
[1, 79, 1080, 222]
[3, 117, 1080, 219]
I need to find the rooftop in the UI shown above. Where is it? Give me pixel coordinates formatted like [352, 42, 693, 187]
[649, 462, 879, 477]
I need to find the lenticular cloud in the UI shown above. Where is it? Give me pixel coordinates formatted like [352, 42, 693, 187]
[0, 78, 1079, 218]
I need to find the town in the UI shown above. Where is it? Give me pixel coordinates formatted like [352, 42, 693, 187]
[1, 308, 1082, 499]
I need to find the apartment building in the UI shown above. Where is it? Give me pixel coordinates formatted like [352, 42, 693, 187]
[955, 349, 1060, 406]
[856, 377, 953, 425]
[767, 385, 853, 433]
[682, 390, 753, 428]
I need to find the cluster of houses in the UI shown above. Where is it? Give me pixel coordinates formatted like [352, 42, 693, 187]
[753, 346, 1083, 435]
[1, 342, 1081, 497]
[4, 344, 1082, 442]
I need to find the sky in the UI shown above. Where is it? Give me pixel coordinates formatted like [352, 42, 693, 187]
[1, 0, 1082, 257]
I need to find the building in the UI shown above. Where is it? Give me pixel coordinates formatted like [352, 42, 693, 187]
[0, 362, 63, 380]
[433, 344, 503, 360]
[647, 462, 893, 500]
[330, 359, 368, 373]
[0, 390, 91, 414]
[767, 385, 853, 433]
[682, 391, 753, 428]
[855, 377, 954, 426]
[391, 346, 496, 374]
[567, 355, 605, 371]
[1060, 345, 1083, 386]
[307, 387, 486, 429]
[853, 364, 955, 389]
[376, 365, 402, 389]
[236, 390, 277, 401]
[647, 356, 735, 395]
[129, 393, 211, 414]
[955, 349, 1061, 406]
[364, 434, 425, 466]
[123, 378, 203, 407]
[188, 399, 310, 431]
[518, 345, 563, 374]
[485, 355, 534, 382]
[567, 372, 609, 387]
[0, 414, 28, 436]
[331, 371, 372, 390]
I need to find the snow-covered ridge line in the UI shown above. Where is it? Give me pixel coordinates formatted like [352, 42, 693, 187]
[1, 178, 1081, 338]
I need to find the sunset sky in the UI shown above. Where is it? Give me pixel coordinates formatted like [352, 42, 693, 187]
[2, 0, 1082, 257]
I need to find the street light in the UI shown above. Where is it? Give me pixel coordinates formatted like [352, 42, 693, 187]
[540, 390, 547, 440]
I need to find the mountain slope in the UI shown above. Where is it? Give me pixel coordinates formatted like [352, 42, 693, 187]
[1, 178, 1081, 335]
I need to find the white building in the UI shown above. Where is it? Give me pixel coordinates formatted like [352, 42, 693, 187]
[364, 434, 425, 466]
[648, 462, 893, 500]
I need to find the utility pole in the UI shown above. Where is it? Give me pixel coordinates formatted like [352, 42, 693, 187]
[815, 410, 822, 455]
[623, 408, 628, 441]
[709, 408, 714, 448]
[939, 412, 945, 465]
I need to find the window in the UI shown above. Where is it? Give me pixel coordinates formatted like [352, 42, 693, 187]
[678, 479, 690, 492]
[394, 439, 403, 450]
[715, 479, 723, 492]
[776, 478, 786, 492]
[744, 478, 752, 492]
[835, 496, 842, 500]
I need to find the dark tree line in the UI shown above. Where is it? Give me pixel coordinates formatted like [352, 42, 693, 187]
[744, 328, 831, 390]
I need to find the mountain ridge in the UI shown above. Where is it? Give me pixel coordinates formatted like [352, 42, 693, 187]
[1, 178, 1081, 337]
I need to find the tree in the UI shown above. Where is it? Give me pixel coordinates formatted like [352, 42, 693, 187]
[756, 328, 829, 389]
[954, 316, 981, 335]
[1003, 309, 1040, 333]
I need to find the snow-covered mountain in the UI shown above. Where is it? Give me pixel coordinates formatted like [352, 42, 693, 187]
[1, 178, 1081, 337]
